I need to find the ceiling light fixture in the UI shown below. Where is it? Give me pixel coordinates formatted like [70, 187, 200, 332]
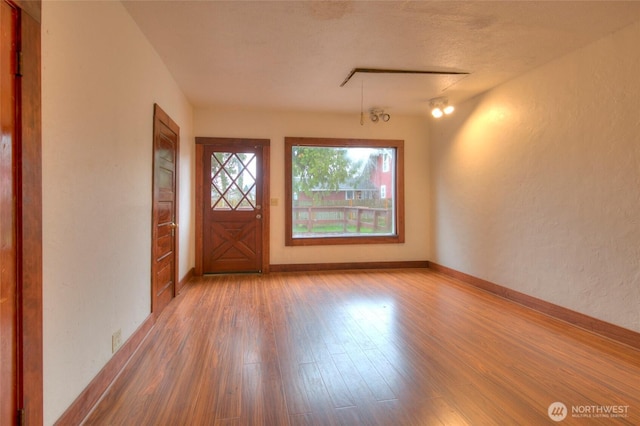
[370, 108, 390, 123]
[429, 97, 455, 118]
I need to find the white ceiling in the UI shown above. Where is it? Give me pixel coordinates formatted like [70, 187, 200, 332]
[122, 1, 640, 115]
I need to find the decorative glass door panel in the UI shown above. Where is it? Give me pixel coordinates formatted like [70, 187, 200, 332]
[211, 152, 257, 210]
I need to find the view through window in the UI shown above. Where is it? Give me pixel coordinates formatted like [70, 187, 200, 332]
[285, 137, 404, 246]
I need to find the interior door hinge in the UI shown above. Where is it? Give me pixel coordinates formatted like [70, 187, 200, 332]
[17, 408, 25, 426]
[16, 50, 23, 77]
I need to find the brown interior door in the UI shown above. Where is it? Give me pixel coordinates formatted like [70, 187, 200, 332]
[0, 1, 18, 423]
[203, 144, 263, 273]
[151, 105, 179, 316]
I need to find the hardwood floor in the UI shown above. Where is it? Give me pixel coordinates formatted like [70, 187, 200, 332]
[84, 269, 640, 425]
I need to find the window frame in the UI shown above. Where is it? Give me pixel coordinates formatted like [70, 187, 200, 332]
[285, 137, 405, 246]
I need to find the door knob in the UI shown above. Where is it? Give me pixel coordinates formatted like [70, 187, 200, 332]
[256, 214, 262, 219]
[169, 222, 178, 229]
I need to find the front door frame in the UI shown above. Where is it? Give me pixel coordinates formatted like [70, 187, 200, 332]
[195, 137, 270, 275]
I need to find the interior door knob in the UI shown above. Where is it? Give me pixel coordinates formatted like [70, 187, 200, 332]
[256, 214, 262, 219]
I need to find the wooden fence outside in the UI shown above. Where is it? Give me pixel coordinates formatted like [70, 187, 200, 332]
[292, 206, 392, 234]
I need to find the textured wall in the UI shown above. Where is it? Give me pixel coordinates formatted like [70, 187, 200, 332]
[194, 108, 431, 265]
[430, 20, 640, 333]
[42, 2, 194, 424]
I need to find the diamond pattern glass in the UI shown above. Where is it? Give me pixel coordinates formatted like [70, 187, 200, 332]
[211, 152, 257, 210]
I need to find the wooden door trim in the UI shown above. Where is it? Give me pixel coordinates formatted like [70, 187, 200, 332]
[195, 137, 270, 275]
[9, 1, 43, 424]
[1, 3, 19, 422]
[151, 104, 180, 312]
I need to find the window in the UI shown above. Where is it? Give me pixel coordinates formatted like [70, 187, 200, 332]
[210, 152, 257, 210]
[285, 137, 404, 246]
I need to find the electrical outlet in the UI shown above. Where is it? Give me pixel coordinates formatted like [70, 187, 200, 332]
[112, 329, 122, 353]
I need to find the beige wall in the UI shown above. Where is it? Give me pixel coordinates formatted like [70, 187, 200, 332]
[42, 2, 194, 424]
[429, 20, 640, 333]
[194, 109, 431, 265]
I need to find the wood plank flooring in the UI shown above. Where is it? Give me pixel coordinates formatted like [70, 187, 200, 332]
[83, 269, 640, 425]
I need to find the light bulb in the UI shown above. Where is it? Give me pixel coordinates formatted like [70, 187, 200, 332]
[444, 105, 455, 115]
[431, 108, 443, 118]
